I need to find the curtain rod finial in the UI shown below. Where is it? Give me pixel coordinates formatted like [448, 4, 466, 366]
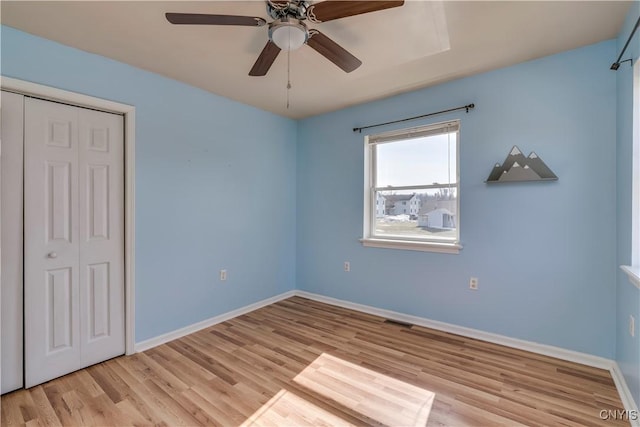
[611, 59, 632, 70]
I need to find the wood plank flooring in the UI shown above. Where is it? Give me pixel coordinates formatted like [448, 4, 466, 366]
[1, 296, 629, 426]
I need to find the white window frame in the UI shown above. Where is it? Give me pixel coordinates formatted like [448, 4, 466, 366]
[361, 120, 462, 254]
[622, 60, 640, 289]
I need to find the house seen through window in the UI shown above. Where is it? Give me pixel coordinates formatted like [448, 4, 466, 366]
[363, 120, 460, 251]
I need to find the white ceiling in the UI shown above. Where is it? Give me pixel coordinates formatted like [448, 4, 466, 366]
[1, 1, 631, 119]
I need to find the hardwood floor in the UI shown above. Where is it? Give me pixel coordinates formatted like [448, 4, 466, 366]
[1, 296, 629, 426]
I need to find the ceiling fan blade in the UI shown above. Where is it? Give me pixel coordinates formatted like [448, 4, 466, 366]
[249, 41, 282, 76]
[166, 13, 266, 27]
[307, 30, 362, 73]
[306, 1, 404, 23]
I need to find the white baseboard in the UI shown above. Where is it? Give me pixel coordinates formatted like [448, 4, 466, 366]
[611, 362, 640, 427]
[134, 290, 296, 352]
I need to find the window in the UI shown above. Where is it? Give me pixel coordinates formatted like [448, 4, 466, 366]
[633, 60, 640, 269]
[362, 120, 461, 253]
[622, 60, 640, 288]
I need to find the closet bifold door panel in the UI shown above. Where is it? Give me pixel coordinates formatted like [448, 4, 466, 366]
[24, 97, 125, 388]
[1, 91, 25, 394]
[77, 107, 125, 368]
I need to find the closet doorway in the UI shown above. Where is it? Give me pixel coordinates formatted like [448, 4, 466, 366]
[1, 79, 136, 393]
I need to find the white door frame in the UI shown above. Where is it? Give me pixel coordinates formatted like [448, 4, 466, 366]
[0, 76, 136, 356]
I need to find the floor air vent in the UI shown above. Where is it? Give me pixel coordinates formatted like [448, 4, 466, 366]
[384, 319, 413, 328]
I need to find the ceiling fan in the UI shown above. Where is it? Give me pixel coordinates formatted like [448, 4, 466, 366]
[166, 1, 405, 76]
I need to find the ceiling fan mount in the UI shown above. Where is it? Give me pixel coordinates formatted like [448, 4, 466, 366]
[265, 0, 310, 21]
[165, 1, 404, 77]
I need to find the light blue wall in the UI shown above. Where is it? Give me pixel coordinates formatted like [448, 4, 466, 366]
[1, 26, 297, 342]
[616, 3, 640, 408]
[297, 40, 618, 358]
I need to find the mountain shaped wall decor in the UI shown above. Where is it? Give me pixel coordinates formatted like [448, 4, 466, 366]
[486, 146, 558, 183]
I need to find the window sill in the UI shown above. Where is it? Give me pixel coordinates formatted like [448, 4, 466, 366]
[620, 265, 640, 290]
[360, 238, 462, 254]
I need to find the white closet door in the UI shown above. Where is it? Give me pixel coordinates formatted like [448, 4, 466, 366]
[78, 107, 125, 367]
[24, 97, 124, 388]
[25, 98, 82, 388]
[1, 91, 25, 394]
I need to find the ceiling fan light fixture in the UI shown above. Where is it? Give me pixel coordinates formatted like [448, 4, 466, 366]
[269, 17, 308, 51]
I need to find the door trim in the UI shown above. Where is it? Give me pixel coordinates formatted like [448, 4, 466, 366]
[1, 76, 136, 355]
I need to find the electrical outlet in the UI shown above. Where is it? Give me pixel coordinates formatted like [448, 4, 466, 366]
[630, 315, 635, 337]
[220, 269, 227, 281]
[469, 277, 478, 290]
[344, 261, 350, 272]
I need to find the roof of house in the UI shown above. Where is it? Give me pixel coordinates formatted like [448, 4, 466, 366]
[382, 194, 416, 203]
[424, 208, 454, 216]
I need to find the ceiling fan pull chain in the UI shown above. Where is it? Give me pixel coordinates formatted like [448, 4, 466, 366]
[286, 42, 292, 109]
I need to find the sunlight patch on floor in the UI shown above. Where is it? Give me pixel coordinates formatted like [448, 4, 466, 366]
[242, 352, 435, 426]
[240, 388, 353, 427]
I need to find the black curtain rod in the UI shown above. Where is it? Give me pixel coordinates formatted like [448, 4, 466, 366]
[611, 15, 640, 70]
[353, 103, 475, 133]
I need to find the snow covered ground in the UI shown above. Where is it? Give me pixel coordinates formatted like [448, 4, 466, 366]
[378, 214, 412, 222]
